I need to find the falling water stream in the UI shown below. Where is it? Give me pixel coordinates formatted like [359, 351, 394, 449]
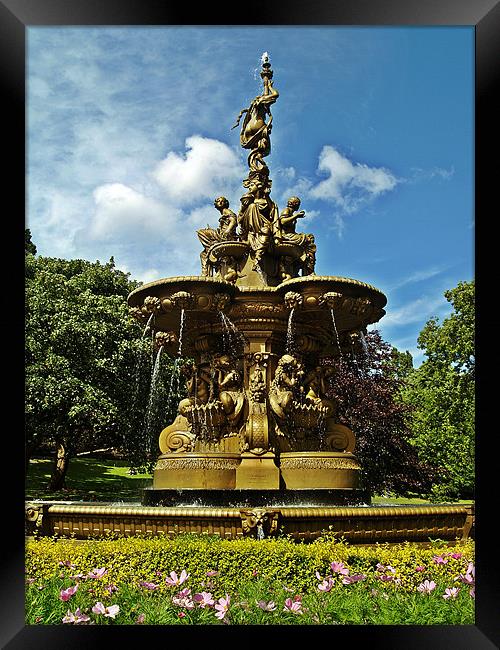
[330, 308, 343, 359]
[218, 311, 246, 353]
[359, 330, 369, 357]
[286, 308, 295, 355]
[167, 308, 186, 409]
[144, 345, 164, 456]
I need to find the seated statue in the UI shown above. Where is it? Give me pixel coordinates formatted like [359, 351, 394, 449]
[177, 362, 212, 415]
[274, 197, 316, 276]
[269, 354, 304, 420]
[212, 354, 245, 424]
[302, 365, 337, 417]
[197, 197, 238, 276]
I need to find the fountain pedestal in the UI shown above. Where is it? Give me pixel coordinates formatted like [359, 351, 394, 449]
[235, 452, 280, 489]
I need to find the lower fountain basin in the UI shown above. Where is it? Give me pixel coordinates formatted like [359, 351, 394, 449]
[25, 500, 474, 545]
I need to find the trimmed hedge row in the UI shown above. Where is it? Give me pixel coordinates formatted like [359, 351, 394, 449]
[26, 533, 474, 600]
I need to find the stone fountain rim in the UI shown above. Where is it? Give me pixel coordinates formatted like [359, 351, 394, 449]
[128, 275, 386, 300]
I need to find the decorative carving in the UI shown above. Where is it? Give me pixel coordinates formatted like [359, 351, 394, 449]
[129, 306, 146, 322]
[155, 331, 178, 350]
[156, 457, 240, 471]
[319, 292, 343, 310]
[210, 292, 231, 312]
[159, 415, 196, 453]
[324, 422, 356, 453]
[303, 365, 337, 417]
[284, 291, 303, 310]
[143, 295, 162, 314]
[240, 508, 280, 538]
[170, 291, 194, 310]
[279, 456, 360, 470]
[269, 354, 304, 421]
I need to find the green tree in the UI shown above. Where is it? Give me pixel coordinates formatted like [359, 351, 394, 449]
[401, 280, 475, 501]
[25, 228, 37, 255]
[25, 250, 170, 490]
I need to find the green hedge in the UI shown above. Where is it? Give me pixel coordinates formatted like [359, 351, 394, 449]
[26, 533, 474, 600]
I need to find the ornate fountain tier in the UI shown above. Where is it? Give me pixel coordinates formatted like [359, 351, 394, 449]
[128, 273, 386, 357]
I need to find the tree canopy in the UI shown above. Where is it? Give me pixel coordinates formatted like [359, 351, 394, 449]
[400, 280, 475, 501]
[323, 331, 437, 497]
[25, 250, 159, 488]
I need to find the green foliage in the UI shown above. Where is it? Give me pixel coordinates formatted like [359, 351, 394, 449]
[25, 536, 475, 625]
[400, 281, 475, 501]
[25, 253, 174, 476]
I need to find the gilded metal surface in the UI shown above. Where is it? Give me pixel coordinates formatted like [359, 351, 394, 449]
[25, 501, 474, 544]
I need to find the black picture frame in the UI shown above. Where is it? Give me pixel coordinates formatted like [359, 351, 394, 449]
[5, 0, 498, 647]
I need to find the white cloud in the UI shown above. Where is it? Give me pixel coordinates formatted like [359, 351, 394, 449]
[377, 295, 448, 330]
[388, 265, 449, 291]
[309, 145, 399, 213]
[153, 135, 245, 205]
[89, 183, 178, 243]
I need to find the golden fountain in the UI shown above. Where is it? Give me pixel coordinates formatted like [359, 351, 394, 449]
[26, 54, 474, 543]
[128, 52, 386, 504]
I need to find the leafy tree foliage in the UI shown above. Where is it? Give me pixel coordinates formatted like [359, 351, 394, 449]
[25, 250, 173, 489]
[324, 331, 437, 497]
[400, 281, 475, 501]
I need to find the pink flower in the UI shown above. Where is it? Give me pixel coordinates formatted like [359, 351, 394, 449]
[172, 588, 195, 610]
[87, 567, 108, 580]
[378, 574, 395, 582]
[206, 570, 219, 577]
[450, 553, 463, 560]
[214, 594, 231, 620]
[415, 566, 425, 572]
[251, 569, 258, 577]
[317, 577, 334, 592]
[283, 596, 303, 614]
[330, 561, 349, 575]
[443, 587, 460, 600]
[193, 591, 215, 608]
[135, 613, 145, 624]
[342, 574, 366, 585]
[178, 612, 186, 618]
[256, 600, 277, 611]
[58, 560, 76, 569]
[165, 570, 189, 586]
[92, 602, 120, 619]
[59, 584, 78, 601]
[457, 563, 475, 586]
[105, 584, 118, 595]
[433, 555, 448, 565]
[469, 587, 475, 599]
[138, 580, 159, 591]
[376, 563, 395, 573]
[417, 580, 436, 594]
[62, 608, 90, 624]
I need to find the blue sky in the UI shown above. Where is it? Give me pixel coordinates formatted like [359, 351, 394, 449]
[27, 26, 474, 366]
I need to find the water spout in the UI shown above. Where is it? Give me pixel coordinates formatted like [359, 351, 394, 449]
[256, 523, 265, 540]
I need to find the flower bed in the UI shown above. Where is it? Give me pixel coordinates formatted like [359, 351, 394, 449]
[25, 534, 475, 625]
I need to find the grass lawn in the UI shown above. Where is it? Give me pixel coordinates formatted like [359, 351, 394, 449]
[26, 458, 152, 503]
[25, 457, 473, 505]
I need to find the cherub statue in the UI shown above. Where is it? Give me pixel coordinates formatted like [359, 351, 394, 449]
[302, 365, 337, 417]
[177, 362, 212, 415]
[212, 354, 246, 424]
[274, 196, 316, 276]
